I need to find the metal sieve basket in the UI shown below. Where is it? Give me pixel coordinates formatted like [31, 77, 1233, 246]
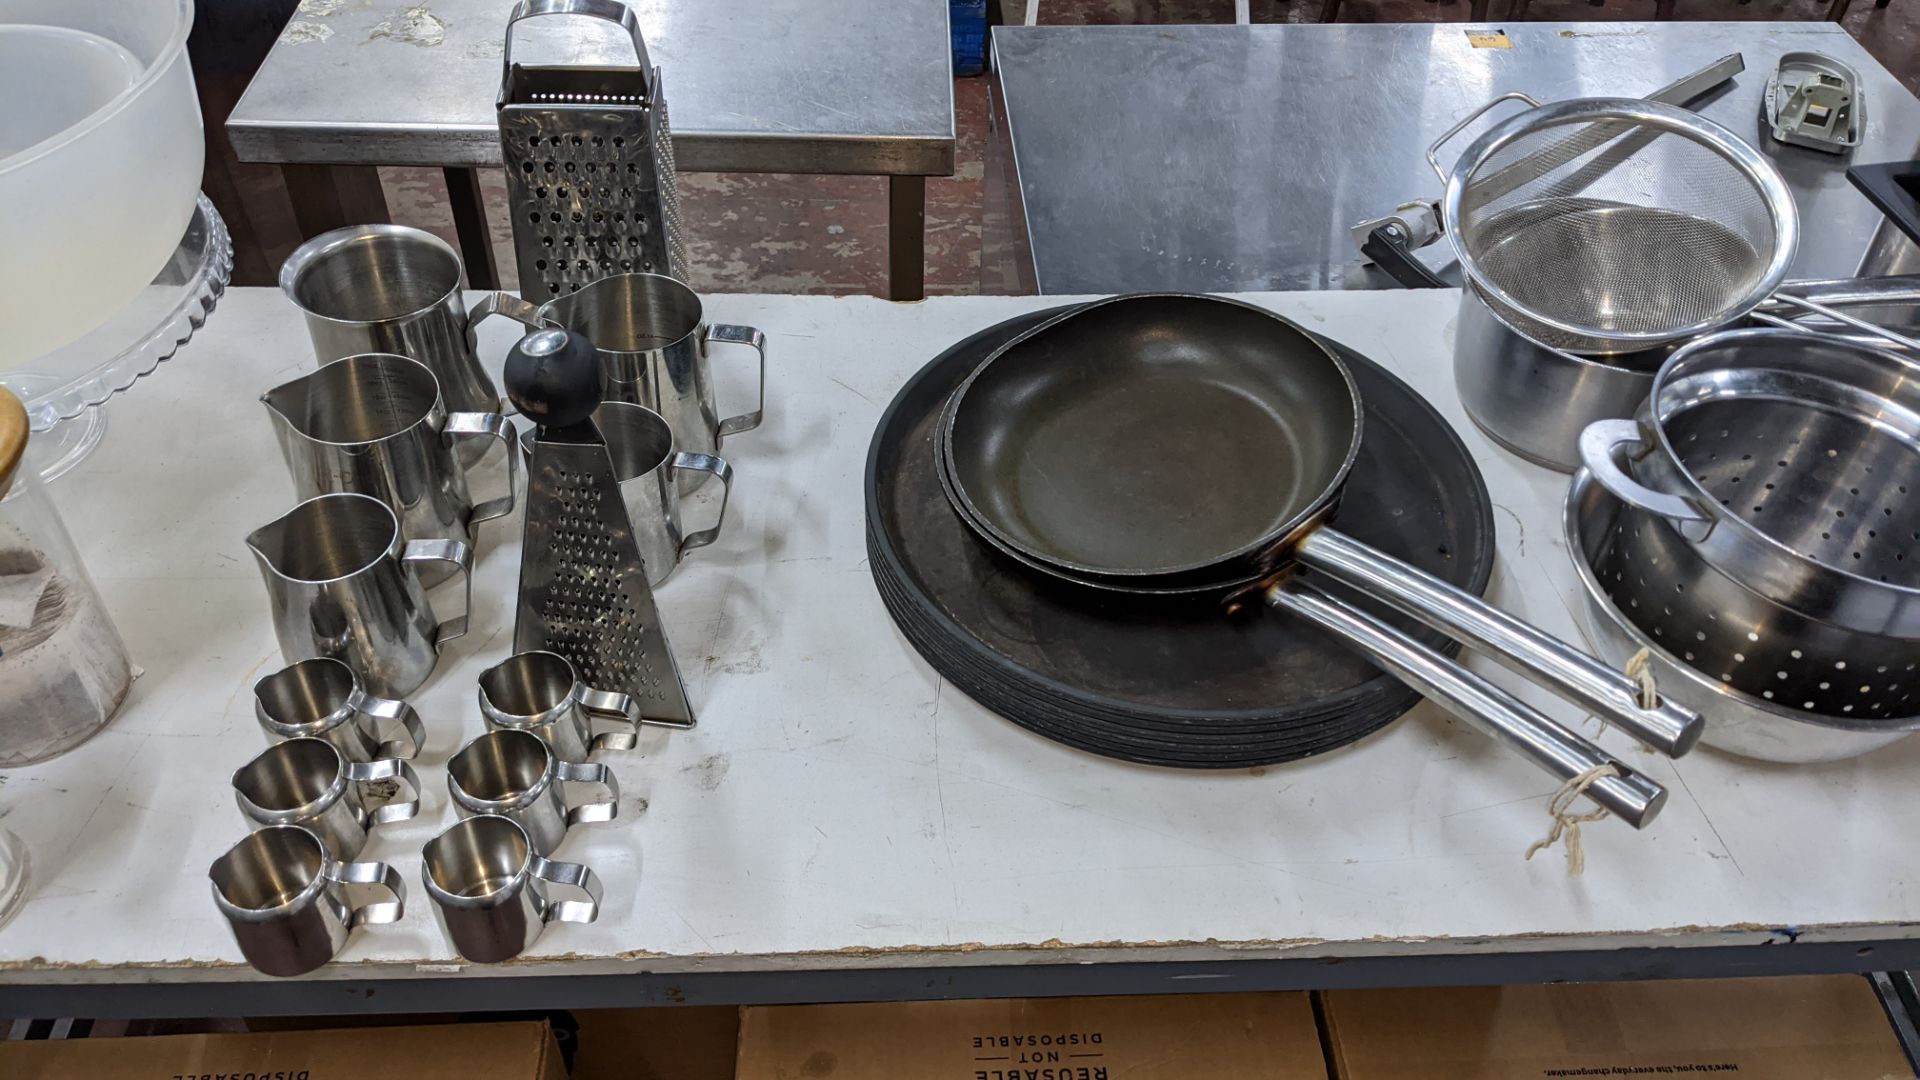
[1440, 98, 1799, 355]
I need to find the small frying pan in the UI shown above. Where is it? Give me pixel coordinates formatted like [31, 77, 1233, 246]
[941, 295, 1701, 759]
[934, 389, 1665, 827]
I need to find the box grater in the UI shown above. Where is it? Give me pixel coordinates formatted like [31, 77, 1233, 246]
[497, 0, 688, 300]
[506, 327, 695, 728]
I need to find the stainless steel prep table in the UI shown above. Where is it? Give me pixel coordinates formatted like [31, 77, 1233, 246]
[985, 21, 1920, 294]
[227, 0, 956, 299]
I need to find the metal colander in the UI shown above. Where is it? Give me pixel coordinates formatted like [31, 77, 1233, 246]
[1443, 98, 1798, 355]
[1579, 328, 1920, 719]
[1568, 467, 1920, 763]
[1594, 502, 1920, 718]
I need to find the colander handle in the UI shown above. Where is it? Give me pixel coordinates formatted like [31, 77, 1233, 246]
[1267, 582, 1666, 829]
[503, 0, 652, 92]
[1425, 92, 1542, 184]
[1577, 420, 1714, 540]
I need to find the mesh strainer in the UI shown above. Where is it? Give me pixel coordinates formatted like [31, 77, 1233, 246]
[1439, 98, 1799, 355]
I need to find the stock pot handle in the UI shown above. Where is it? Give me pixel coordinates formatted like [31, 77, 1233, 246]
[1577, 420, 1713, 538]
[1425, 92, 1543, 184]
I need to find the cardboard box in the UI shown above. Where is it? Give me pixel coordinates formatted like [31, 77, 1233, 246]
[0, 1018, 565, 1079]
[737, 991, 1327, 1079]
[570, 1006, 741, 1080]
[1321, 976, 1914, 1080]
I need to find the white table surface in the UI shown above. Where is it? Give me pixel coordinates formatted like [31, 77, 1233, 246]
[3, 288, 1916, 987]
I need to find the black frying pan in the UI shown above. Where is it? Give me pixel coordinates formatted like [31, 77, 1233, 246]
[945, 294, 1359, 579]
[935, 296, 1701, 817]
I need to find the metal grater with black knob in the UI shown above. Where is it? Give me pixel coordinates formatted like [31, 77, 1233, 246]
[507, 326, 695, 727]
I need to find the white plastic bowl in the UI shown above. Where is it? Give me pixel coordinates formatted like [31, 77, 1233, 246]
[0, 0, 204, 369]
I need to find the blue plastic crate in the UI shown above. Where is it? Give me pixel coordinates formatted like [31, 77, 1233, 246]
[951, 0, 987, 76]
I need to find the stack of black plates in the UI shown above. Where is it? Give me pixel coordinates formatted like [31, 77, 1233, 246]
[865, 306, 1496, 768]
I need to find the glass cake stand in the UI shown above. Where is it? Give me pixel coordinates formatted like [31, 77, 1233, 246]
[1, 193, 233, 481]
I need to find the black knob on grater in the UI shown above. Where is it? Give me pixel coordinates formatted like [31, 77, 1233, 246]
[505, 327, 602, 430]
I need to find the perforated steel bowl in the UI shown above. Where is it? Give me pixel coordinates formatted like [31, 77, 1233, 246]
[1566, 467, 1920, 763]
[1583, 329, 1920, 642]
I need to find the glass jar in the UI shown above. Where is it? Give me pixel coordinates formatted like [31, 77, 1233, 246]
[0, 387, 132, 766]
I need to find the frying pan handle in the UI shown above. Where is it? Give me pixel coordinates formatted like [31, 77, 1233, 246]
[1293, 528, 1704, 758]
[1267, 582, 1665, 829]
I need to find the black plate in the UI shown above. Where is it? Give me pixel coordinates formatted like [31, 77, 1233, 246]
[865, 305, 1496, 767]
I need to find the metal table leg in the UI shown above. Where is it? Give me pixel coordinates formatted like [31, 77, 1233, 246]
[282, 164, 391, 240]
[888, 175, 927, 301]
[443, 167, 501, 290]
[1828, 0, 1854, 19]
[1870, 972, 1920, 1073]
